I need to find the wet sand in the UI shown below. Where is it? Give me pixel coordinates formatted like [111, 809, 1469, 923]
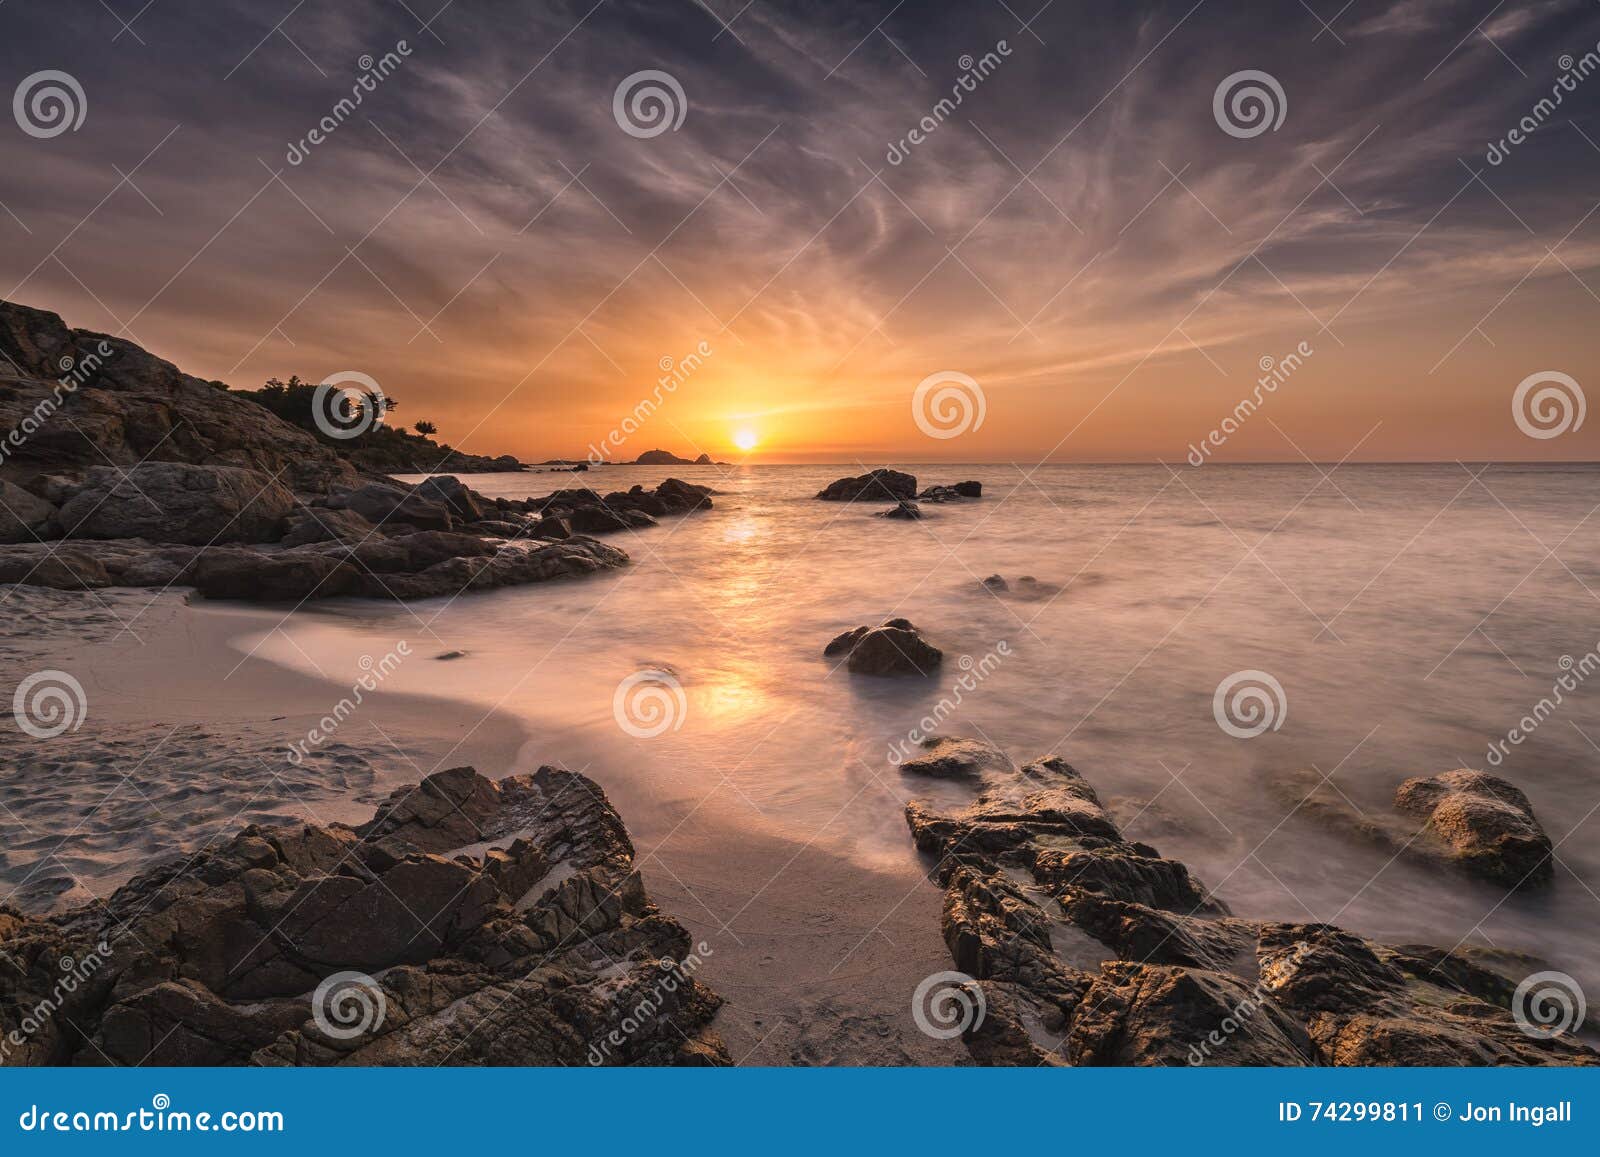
[0, 584, 960, 1065]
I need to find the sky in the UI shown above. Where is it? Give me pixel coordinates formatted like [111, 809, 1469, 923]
[2, 0, 1599, 463]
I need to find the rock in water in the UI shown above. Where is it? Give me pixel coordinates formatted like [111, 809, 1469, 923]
[816, 469, 916, 502]
[1394, 769, 1553, 888]
[877, 500, 923, 520]
[0, 766, 728, 1066]
[899, 735, 1011, 779]
[904, 750, 1597, 1067]
[825, 618, 942, 676]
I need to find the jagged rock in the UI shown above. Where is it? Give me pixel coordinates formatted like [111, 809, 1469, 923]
[1394, 769, 1553, 888]
[954, 481, 982, 498]
[53, 463, 296, 544]
[904, 747, 1598, 1067]
[530, 515, 571, 540]
[1069, 962, 1315, 1066]
[816, 469, 916, 502]
[413, 475, 490, 523]
[825, 618, 942, 676]
[899, 735, 1011, 779]
[0, 766, 728, 1066]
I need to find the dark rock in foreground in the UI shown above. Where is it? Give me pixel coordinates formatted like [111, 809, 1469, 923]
[0, 766, 728, 1066]
[825, 617, 942, 676]
[907, 754, 1597, 1067]
[816, 469, 916, 503]
[919, 481, 983, 502]
[1394, 769, 1553, 888]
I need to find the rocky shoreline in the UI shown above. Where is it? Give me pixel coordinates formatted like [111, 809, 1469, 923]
[0, 765, 727, 1065]
[0, 301, 714, 603]
[901, 742, 1596, 1066]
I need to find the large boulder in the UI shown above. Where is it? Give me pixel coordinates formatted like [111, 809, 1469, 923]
[53, 463, 296, 544]
[1394, 769, 1553, 888]
[0, 479, 56, 542]
[825, 617, 943, 676]
[324, 482, 454, 532]
[413, 475, 490, 522]
[816, 468, 916, 502]
[0, 766, 729, 1066]
[191, 548, 359, 601]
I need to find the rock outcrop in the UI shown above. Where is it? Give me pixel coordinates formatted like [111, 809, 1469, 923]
[825, 618, 943, 676]
[0, 301, 715, 603]
[816, 469, 916, 503]
[918, 481, 983, 502]
[906, 753, 1596, 1067]
[0, 766, 728, 1066]
[1394, 769, 1553, 888]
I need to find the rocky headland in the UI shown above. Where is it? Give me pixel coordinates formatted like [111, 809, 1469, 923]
[0, 300, 712, 602]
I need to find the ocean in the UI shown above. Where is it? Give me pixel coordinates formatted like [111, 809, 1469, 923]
[248, 461, 1600, 1000]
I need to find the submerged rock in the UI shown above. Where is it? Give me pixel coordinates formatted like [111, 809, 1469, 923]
[1394, 769, 1553, 888]
[905, 749, 1597, 1067]
[899, 735, 1012, 779]
[877, 500, 923, 520]
[0, 766, 728, 1066]
[816, 469, 916, 503]
[825, 618, 942, 676]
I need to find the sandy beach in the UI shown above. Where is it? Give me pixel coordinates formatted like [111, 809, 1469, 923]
[0, 583, 959, 1065]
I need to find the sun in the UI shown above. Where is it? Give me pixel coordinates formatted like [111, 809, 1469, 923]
[732, 429, 759, 452]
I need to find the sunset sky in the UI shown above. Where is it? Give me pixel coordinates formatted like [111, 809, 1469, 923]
[3, 0, 1599, 462]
